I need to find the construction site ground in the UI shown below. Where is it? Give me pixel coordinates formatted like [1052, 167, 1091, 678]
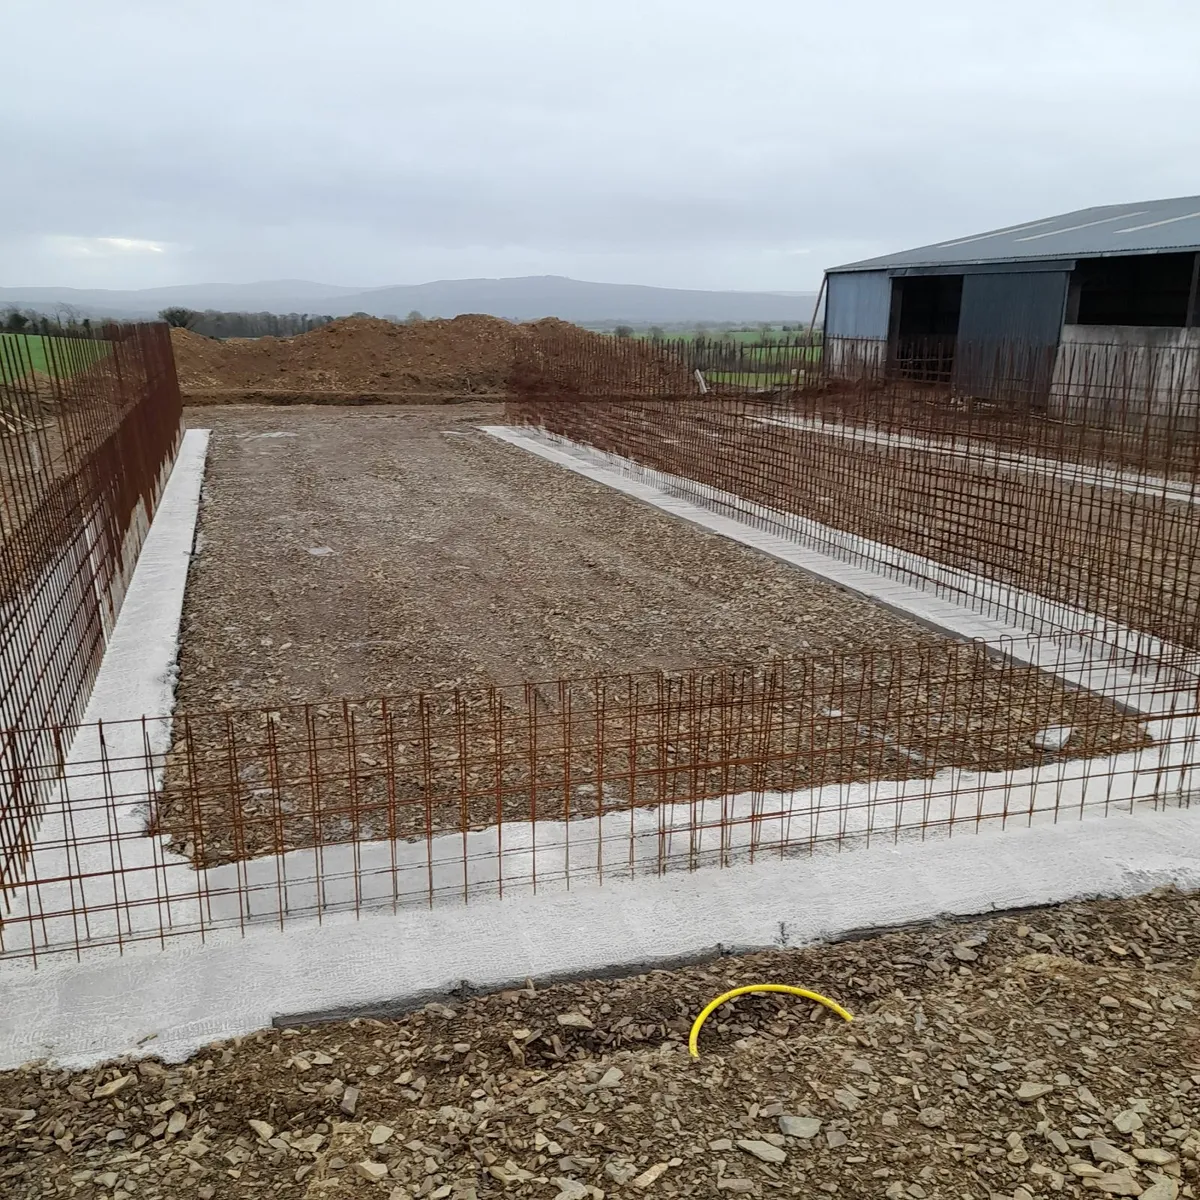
[174, 404, 946, 711]
[157, 404, 1146, 863]
[170, 318, 517, 403]
[517, 401, 1199, 655]
[169, 316, 687, 405]
[2, 888, 1197, 1200]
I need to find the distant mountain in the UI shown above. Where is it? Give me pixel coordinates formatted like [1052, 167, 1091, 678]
[0, 276, 819, 324]
[327, 276, 819, 323]
[0, 280, 360, 315]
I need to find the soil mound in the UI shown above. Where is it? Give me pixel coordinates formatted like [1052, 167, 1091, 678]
[172, 315, 520, 396]
[172, 315, 691, 400]
[513, 317, 693, 395]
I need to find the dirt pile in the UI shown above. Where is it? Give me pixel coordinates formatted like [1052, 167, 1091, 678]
[171, 316, 692, 402]
[515, 317, 693, 395]
[171, 316, 522, 399]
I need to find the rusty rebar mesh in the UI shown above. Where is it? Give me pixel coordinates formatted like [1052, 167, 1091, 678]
[2, 327, 1199, 962]
[512, 331, 1200, 468]
[1, 633, 1193, 962]
[508, 334, 1200, 654]
[0, 324, 182, 900]
[517, 326, 1197, 413]
[120, 642, 1152, 865]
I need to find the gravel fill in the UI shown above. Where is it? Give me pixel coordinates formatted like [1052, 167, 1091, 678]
[160, 405, 1146, 865]
[2, 888, 1197, 1199]
[175, 404, 945, 713]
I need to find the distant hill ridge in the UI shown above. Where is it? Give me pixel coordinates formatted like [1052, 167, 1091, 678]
[0, 275, 818, 324]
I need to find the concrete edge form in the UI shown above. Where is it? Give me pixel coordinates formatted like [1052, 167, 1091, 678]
[3, 804, 1199, 1069]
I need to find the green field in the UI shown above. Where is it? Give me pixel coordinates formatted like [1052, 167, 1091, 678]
[700, 343, 822, 370]
[0, 333, 111, 384]
[715, 343, 822, 362]
[633, 326, 814, 345]
[586, 324, 816, 344]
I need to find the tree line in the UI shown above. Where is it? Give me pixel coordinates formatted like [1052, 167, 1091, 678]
[159, 308, 339, 338]
[2, 306, 348, 339]
[2, 306, 95, 334]
[158, 309, 435, 338]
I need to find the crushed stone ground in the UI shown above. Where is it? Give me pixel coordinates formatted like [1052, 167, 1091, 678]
[2, 889, 1197, 1199]
[175, 403, 947, 711]
[160, 404, 1145, 864]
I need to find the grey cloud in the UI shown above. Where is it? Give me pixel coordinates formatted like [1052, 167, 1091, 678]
[4, 0, 1199, 290]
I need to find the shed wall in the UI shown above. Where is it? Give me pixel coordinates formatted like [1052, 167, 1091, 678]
[953, 271, 1069, 402]
[825, 270, 892, 339]
[1050, 325, 1200, 428]
[956, 270, 1069, 345]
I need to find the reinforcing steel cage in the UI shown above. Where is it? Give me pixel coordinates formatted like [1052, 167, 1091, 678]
[510, 330, 1200, 656]
[2, 631, 1197, 963]
[2, 322, 1200, 964]
[0, 324, 181, 907]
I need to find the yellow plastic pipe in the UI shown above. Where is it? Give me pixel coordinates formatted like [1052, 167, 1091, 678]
[688, 984, 854, 1058]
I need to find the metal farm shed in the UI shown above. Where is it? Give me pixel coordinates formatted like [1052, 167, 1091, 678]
[823, 196, 1200, 401]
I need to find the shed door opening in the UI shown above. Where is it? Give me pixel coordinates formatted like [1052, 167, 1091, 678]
[1070, 252, 1199, 327]
[891, 274, 963, 381]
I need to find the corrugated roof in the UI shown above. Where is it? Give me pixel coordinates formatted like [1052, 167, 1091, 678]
[831, 195, 1200, 272]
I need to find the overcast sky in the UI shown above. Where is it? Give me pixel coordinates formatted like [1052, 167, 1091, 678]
[5, 0, 1200, 293]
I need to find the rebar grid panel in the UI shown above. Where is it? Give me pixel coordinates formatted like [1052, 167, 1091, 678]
[513, 331, 1200, 465]
[2, 328, 1199, 964]
[508, 335, 1200, 655]
[0, 324, 182, 902]
[0, 634, 1194, 963]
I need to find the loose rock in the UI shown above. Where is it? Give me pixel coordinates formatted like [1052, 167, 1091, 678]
[1091, 1140, 1138, 1168]
[557, 1013, 595, 1031]
[553, 1179, 593, 1200]
[354, 1160, 389, 1182]
[631, 1162, 670, 1188]
[737, 1139, 787, 1164]
[1133, 1147, 1178, 1166]
[779, 1115, 822, 1139]
[1140, 1180, 1180, 1200]
[92, 1075, 135, 1100]
[1113, 1109, 1144, 1134]
[1095, 1170, 1144, 1196]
